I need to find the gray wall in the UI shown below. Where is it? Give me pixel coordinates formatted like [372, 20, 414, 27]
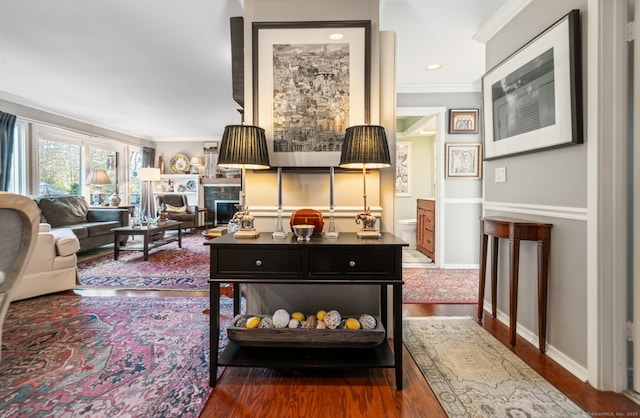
[398, 92, 483, 267]
[483, 0, 589, 371]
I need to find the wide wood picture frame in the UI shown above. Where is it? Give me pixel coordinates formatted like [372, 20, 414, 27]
[252, 20, 371, 168]
[445, 143, 482, 179]
[449, 109, 478, 134]
[481, 9, 582, 160]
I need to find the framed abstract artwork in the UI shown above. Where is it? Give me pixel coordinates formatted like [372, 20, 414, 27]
[252, 20, 371, 168]
[481, 9, 582, 160]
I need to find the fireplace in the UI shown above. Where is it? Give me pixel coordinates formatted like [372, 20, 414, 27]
[214, 200, 239, 226]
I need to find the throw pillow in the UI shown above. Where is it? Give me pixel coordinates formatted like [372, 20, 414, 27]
[165, 203, 187, 213]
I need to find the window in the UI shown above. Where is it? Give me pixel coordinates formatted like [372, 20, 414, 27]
[7, 121, 26, 194]
[129, 149, 143, 215]
[38, 134, 81, 196]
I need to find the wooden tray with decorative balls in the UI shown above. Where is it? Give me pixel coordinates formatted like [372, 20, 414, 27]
[227, 309, 385, 348]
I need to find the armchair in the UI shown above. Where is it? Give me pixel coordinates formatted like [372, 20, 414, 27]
[0, 192, 39, 362]
[12, 223, 80, 301]
[156, 194, 198, 230]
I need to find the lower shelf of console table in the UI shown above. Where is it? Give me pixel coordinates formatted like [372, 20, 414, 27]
[205, 232, 407, 391]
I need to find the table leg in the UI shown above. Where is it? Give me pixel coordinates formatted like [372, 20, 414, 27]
[393, 282, 403, 390]
[508, 226, 521, 347]
[113, 232, 120, 260]
[143, 234, 150, 261]
[210, 281, 221, 386]
[477, 222, 488, 320]
[491, 236, 499, 318]
[233, 283, 240, 316]
[538, 235, 551, 353]
[178, 225, 182, 248]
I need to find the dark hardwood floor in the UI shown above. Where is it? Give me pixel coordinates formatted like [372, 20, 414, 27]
[71, 288, 640, 417]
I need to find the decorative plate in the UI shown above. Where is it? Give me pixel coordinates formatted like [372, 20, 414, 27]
[169, 154, 190, 174]
[186, 179, 197, 191]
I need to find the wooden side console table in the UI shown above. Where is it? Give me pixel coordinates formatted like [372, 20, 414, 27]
[205, 232, 407, 390]
[477, 216, 552, 353]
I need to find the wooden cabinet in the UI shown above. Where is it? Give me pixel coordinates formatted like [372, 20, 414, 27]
[416, 198, 435, 260]
[206, 233, 407, 390]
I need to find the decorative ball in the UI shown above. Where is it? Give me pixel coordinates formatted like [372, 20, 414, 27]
[346, 318, 361, 330]
[359, 314, 377, 330]
[324, 310, 342, 329]
[316, 320, 326, 329]
[258, 317, 274, 328]
[291, 312, 305, 322]
[316, 310, 326, 321]
[246, 316, 261, 329]
[304, 315, 317, 329]
[288, 319, 300, 328]
[272, 309, 290, 328]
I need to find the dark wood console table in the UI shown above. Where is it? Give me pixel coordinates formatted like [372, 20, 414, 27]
[478, 216, 552, 353]
[205, 232, 407, 390]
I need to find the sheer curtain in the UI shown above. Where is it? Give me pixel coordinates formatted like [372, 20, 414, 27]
[0, 112, 17, 191]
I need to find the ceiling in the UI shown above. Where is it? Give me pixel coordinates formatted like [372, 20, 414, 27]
[0, 0, 509, 142]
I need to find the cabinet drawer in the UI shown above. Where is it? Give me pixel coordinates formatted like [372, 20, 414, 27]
[309, 249, 395, 276]
[217, 248, 302, 275]
[417, 199, 434, 211]
[423, 212, 434, 231]
[424, 230, 434, 253]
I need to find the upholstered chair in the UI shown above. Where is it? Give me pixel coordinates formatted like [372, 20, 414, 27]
[0, 192, 40, 362]
[156, 194, 198, 230]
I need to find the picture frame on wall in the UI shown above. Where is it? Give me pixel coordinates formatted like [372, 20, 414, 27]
[449, 109, 479, 134]
[395, 142, 411, 196]
[481, 9, 582, 160]
[253, 20, 371, 168]
[445, 143, 482, 179]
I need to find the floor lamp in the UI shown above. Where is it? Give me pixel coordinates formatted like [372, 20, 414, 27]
[217, 124, 270, 238]
[138, 167, 161, 220]
[339, 125, 391, 238]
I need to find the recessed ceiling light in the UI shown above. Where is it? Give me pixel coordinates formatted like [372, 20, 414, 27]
[329, 33, 344, 40]
[426, 64, 442, 72]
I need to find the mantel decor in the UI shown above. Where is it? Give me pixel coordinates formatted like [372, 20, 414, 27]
[481, 9, 582, 160]
[253, 20, 371, 168]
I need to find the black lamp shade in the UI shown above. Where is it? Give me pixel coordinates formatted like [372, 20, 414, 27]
[339, 125, 391, 169]
[218, 125, 270, 169]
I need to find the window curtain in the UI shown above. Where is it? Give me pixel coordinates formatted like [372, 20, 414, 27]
[142, 146, 155, 169]
[0, 112, 17, 191]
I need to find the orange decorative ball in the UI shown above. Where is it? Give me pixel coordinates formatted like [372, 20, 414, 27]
[289, 208, 324, 234]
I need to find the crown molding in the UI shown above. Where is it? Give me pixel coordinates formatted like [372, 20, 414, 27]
[473, 0, 534, 44]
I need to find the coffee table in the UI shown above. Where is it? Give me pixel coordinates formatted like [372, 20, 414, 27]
[112, 220, 183, 261]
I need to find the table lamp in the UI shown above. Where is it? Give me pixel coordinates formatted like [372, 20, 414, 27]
[138, 167, 161, 220]
[86, 169, 111, 206]
[217, 124, 270, 238]
[190, 156, 205, 174]
[339, 125, 391, 238]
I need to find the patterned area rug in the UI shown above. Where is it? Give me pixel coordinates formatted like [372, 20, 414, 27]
[0, 295, 241, 417]
[77, 234, 210, 290]
[402, 268, 478, 304]
[403, 317, 589, 417]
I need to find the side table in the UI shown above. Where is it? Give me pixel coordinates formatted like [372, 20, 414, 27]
[478, 216, 552, 353]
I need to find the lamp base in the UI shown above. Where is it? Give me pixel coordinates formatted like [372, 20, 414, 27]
[357, 229, 381, 239]
[234, 228, 260, 238]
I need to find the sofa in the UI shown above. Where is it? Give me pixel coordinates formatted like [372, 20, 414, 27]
[12, 223, 80, 301]
[34, 195, 129, 252]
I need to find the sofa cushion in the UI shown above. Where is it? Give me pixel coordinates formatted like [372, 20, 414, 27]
[66, 225, 89, 240]
[85, 221, 120, 237]
[37, 196, 89, 228]
[51, 228, 80, 257]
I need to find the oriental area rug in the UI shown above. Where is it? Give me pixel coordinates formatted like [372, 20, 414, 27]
[77, 234, 479, 303]
[0, 294, 240, 418]
[77, 233, 210, 290]
[403, 317, 589, 417]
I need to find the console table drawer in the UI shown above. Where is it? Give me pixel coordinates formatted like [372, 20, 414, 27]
[217, 249, 302, 275]
[309, 249, 395, 276]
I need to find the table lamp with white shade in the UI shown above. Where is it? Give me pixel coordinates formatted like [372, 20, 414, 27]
[86, 169, 111, 206]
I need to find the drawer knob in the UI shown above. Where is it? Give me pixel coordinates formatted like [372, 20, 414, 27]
[349, 260, 356, 267]
[255, 260, 262, 266]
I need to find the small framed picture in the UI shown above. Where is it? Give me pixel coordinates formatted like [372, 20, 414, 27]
[445, 143, 482, 179]
[449, 109, 479, 134]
